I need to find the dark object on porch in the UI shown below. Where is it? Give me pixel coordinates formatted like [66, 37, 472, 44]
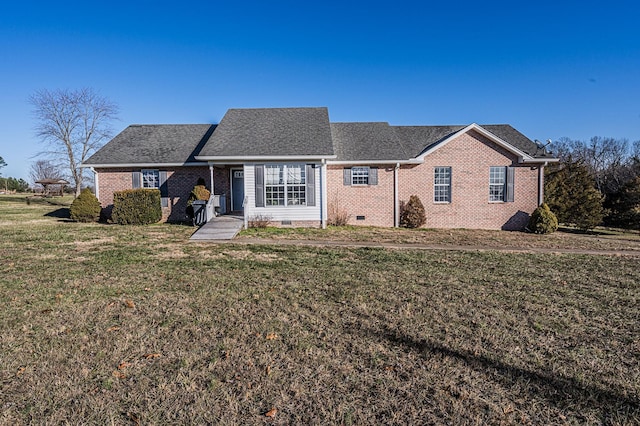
[35, 179, 69, 197]
[192, 200, 207, 226]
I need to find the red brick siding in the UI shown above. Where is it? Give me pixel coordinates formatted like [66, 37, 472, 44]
[96, 166, 230, 222]
[326, 130, 540, 230]
[327, 165, 395, 227]
[398, 130, 539, 230]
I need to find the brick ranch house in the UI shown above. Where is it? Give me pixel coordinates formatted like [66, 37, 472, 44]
[82, 107, 557, 230]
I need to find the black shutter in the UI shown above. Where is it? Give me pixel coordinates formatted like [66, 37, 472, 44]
[506, 166, 515, 202]
[343, 168, 351, 186]
[159, 171, 168, 207]
[306, 164, 316, 206]
[448, 167, 452, 202]
[255, 164, 265, 207]
[132, 171, 141, 188]
[369, 167, 378, 185]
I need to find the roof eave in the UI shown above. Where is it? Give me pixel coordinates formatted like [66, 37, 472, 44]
[327, 159, 422, 165]
[81, 162, 205, 169]
[195, 155, 337, 162]
[520, 157, 560, 164]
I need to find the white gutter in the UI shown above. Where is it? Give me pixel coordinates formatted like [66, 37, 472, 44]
[195, 155, 337, 161]
[80, 162, 206, 168]
[394, 163, 400, 227]
[521, 157, 560, 164]
[327, 159, 422, 165]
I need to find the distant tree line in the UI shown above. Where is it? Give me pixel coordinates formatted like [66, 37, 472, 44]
[546, 137, 640, 230]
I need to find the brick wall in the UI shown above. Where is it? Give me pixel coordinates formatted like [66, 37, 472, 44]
[326, 130, 540, 230]
[398, 130, 539, 230]
[96, 166, 229, 222]
[326, 165, 395, 227]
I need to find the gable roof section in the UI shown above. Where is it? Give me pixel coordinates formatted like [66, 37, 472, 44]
[83, 124, 215, 167]
[407, 123, 554, 162]
[196, 107, 335, 160]
[391, 125, 465, 158]
[330, 122, 409, 163]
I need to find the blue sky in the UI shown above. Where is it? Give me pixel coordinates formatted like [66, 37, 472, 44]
[1, 0, 638, 181]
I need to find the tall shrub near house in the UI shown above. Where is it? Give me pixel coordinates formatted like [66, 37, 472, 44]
[545, 158, 604, 230]
[70, 188, 101, 222]
[605, 176, 640, 229]
[400, 195, 426, 228]
[111, 189, 162, 225]
[527, 203, 558, 234]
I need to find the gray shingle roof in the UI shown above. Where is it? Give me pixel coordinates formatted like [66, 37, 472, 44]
[331, 122, 409, 161]
[85, 108, 552, 166]
[481, 124, 554, 158]
[391, 125, 465, 158]
[84, 124, 215, 165]
[197, 107, 334, 158]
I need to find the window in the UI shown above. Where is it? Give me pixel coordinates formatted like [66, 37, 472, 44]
[434, 167, 451, 203]
[264, 164, 306, 206]
[142, 169, 159, 189]
[351, 166, 370, 185]
[489, 166, 506, 202]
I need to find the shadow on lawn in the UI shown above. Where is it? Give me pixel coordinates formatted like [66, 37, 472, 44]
[367, 324, 639, 422]
[44, 208, 71, 220]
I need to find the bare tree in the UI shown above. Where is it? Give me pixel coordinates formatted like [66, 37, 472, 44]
[29, 159, 63, 188]
[30, 88, 118, 197]
[551, 136, 631, 193]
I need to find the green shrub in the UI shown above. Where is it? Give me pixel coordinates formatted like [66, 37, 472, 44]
[527, 203, 558, 234]
[400, 195, 426, 228]
[70, 188, 101, 222]
[186, 184, 211, 218]
[111, 189, 162, 225]
[191, 185, 211, 202]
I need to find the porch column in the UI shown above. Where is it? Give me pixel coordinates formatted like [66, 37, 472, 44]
[209, 164, 215, 194]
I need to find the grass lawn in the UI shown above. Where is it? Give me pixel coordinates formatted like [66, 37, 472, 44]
[239, 224, 640, 253]
[1, 195, 639, 424]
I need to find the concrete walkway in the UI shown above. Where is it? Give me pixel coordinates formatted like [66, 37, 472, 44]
[189, 215, 244, 241]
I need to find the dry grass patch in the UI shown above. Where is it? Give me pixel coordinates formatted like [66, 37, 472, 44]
[1, 196, 639, 424]
[239, 225, 640, 253]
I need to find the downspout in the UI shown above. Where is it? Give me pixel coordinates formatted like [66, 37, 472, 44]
[90, 167, 99, 201]
[394, 162, 400, 227]
[538, 162, 547, 206]
[321, 159, 328, 229]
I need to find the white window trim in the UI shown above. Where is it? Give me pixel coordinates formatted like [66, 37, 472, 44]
[264, 163, 307, 208]
[351, 166, 370, 186]
[434, 166, 451, 204]
[489, 166, 506, 203]
[141, 169, 159, 189]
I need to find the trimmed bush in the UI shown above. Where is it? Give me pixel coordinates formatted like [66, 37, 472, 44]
[400, 195, 426, 228]
[186, 184, 211, 219]
[527, 203, 558, 234]
[111, 189, 162, 225]
[70, 188, 101, 222]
